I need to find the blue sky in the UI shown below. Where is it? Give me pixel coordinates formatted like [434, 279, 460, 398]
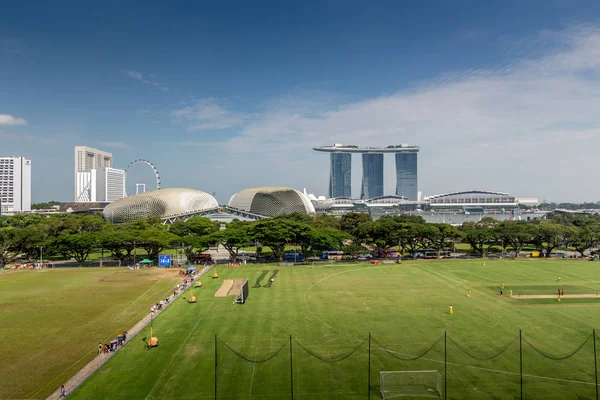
[2, 0, 600, 203]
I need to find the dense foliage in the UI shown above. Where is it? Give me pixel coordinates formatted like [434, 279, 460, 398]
[1, 211, 599, 265]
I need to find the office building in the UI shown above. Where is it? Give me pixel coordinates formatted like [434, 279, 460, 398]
[0, 156, 31, 213]
[314, 144, 419, 200]
[76, 167, 125, 202]
[74, 146, 112, 201]
[329, 152, 352, 198]
[395, 152, 418, 200]
[361, 153, 384, 200]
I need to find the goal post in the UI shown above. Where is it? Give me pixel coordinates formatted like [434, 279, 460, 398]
[380, 370, 442, 399]
[233, 280, 249, 304]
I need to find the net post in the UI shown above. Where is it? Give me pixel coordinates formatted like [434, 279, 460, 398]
[214, 334, 218, 400]
[444, 331, 447, 399]
[368, 333, 371, 400]
[290, 334, 294, 400]
[520, 329, 523, 400]
[594, 329, 598, 400]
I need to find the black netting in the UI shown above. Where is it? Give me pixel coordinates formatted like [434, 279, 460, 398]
[372, 334, 444, 361]
[294, 339, 366, 363]
[219, 339, 288, 363]
[448, 335, 518, 361]
[523, 334, 592, 361]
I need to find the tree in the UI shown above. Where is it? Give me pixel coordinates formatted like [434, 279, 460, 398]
[169, 216, 217, 262]
[169, 216, 215, 237]
[0, 228, 21, 265]
[428, 223, 461, 257]
[53, 233, 98, 264]
[401, 223, 438, 258]
[294, 224, 349, 257]
[275, 212, 314, 225]
[313, 214, 341, 230]
[495, 221, 533, 257]
[98, 225, 137, 261]
[249, 219, 295, 260]
[210, 223, 251, 260]
[176, 236, 211, 262]
[14, 227, 47, 261]
[566, 225, 600, 257]
[137, 228, 178, 262]
[76, 214, 105, 234]
[356, 217, 402, 257]
[530, 221, 571, 256]
[460, 218, 498, 256]
[31, 200, 60, 210]
[339, 213, 372, 237]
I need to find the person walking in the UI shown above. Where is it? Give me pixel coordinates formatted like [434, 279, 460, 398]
[59, 385, 67, 398]
[562, 288, 564, 296]
[98, 342, 102, 354]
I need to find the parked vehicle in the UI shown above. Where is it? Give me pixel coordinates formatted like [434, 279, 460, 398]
[321, 250, 344, 260]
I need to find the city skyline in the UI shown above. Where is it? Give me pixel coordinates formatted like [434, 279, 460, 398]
[315, 144, 419, 200]
[3, 2, 600, 203]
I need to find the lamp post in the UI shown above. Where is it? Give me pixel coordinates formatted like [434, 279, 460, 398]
[40, 246, 43, 268]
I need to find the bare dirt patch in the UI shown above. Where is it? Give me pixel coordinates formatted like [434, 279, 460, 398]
[228, 279, 244, 296]
[215, 280, 233, 297]
[514, 294, 600, 299]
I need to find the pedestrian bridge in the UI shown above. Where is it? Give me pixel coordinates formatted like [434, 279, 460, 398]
[162, 206, 267, 224]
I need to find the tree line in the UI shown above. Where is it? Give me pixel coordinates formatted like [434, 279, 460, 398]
[1, 211, 599, 265]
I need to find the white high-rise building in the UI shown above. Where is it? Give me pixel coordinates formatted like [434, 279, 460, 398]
[76, 167, 125, 202]
[74, 146, 113, 201]
[0, 156, 31, 213]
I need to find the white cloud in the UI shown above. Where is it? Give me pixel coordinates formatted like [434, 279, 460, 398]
[185, 25, 600, 202]
[171, 98, 248, 131]
[123, 70, 170, 92]
[0, 114, 27, 125]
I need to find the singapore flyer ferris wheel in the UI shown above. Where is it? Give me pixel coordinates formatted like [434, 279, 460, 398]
[124, 159, 161, 197]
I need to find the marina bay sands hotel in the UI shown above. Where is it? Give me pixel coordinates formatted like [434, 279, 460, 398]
[313, 144, 419, 201]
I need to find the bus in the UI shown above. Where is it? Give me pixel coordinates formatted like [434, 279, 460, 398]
[424, 250, 451, 259]
[322, 250, 344, 260]
[413, 250, 451, 259]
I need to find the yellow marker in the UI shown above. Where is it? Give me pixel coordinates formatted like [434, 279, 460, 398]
[501, 282, 505, 289]
[558, 295, 561, 302]
[449, 305, 454, 315]
[558, 277, 561, 282]
[467, 290, 472, 298]
[509, 290, 513, 297]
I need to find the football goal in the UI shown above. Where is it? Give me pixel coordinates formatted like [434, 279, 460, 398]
[233, 280, 249, 304]
[380, 370, 442, 399]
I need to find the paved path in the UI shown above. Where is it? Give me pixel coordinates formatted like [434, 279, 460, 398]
[45, 265, 212, 400]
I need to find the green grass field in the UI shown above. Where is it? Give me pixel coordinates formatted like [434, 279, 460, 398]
[63, 259, 600, 400]
[6, 260, 600, 399]
[0, 267, 182, 399]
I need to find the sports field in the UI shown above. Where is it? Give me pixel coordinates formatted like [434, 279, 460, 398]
[0, 267, 182, 400]
[59, 259, 600, 400]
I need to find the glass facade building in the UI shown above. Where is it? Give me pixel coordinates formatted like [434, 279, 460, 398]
[395, 152, 418, 200]
[329, 152, 351, 198]
[361, 153, 384, 200]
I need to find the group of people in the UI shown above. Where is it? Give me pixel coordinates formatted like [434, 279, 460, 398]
[98, 331, 128, 355]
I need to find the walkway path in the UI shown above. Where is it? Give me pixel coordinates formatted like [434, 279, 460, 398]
[45, 265, 212, 400]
